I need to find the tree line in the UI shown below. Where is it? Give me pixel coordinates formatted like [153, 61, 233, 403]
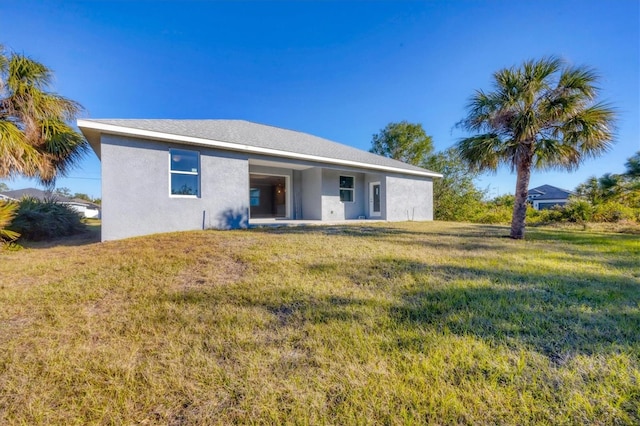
[371, 118, 637, 223]
[371, 119, 638, 227]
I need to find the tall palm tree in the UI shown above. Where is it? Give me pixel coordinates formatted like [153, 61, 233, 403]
[457, 57, 616, 239]
[0, 45, 87, 185]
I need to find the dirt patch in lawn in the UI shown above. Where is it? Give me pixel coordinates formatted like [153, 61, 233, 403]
[173, 242, 250, 290]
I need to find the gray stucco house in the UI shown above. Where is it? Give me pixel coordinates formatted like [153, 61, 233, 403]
[78, 119, 442, 241]
[527, 184, 574, 210]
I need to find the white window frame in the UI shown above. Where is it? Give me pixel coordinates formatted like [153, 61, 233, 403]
[169, 149, 200, 198]
[339, 175, 355, 203]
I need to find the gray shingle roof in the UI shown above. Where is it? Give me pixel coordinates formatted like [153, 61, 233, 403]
[78, 119, 441, 177]
[0, 188, 57, 201]
[527, 184, 573, 200]
[0, 188, 99, 208]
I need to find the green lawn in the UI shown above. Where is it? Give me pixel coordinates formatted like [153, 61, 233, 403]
[1, 222, 638, 424]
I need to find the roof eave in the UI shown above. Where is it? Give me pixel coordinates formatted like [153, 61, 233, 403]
[77, 120, 443, 179]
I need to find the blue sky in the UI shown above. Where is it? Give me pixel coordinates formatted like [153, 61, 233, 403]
[1, 0, 638, 199]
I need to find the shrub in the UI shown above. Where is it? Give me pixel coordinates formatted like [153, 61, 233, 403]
[592, 201, 637, 223]
[527, 206, 566, 225]
[0, 201, 20, 244]
[10, 197, 85, 241]
[563, 199, 594, 223]
[473, 206, 512, 224]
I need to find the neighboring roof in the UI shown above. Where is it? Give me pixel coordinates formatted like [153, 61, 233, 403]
[0, 188, 54, 201]
[77, 119, 442, 178]
[0, 188, 99, 208]
[527, 184, 573, 200]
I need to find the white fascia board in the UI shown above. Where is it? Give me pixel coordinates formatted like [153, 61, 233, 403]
[77, 120, 443, 178]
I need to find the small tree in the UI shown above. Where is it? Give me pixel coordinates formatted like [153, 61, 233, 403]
[370, 121, 434, 166]
[422, 148, 485, 221]
[457, 57, 616, 239]
[73, 193, 92, 202]
[55, 187, 73, 197]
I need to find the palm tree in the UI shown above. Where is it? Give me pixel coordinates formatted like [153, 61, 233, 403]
[457, 57, 616, 239]
[624, 151, 640, 179]
[0, 45, 87, 185]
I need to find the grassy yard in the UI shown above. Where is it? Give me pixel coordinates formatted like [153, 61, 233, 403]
[0, 222, 638, 424]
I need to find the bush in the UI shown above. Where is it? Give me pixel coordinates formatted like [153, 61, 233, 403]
[10, 197, 85, 241]
[472, 206, 512, 224]
[527, 206, 565, 225]
[592, 201, 638, 223]
[563, 199, 594, 223]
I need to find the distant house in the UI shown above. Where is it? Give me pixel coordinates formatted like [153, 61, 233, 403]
[527, 185, 574, 210]
[0, 188, 101, 218]
[77, 119, 442, 241]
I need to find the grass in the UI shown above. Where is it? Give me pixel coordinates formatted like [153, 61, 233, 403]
[0, 222, 638, 424]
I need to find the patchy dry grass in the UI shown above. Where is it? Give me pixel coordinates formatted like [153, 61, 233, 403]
[0, 222, 638, 424]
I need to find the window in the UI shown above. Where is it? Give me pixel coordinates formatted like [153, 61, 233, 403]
[250, 188, 260, 206]
[170, 149, 199, 196]
[339, 175, 354, 202]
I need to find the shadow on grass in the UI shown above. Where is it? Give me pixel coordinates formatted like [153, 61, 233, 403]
[258, 293, 374, 326]
[526, 227, 640, 247]
[165, 287, 376, 329]
[526, 228, 640, 271]
[306, 256, 639, 361]
[165, 224, 638, 363]
[18, 224, 101, 249]
[374, 259, 638, 361]
[251, 223, 510, 239]
[166, 254, 638, 364]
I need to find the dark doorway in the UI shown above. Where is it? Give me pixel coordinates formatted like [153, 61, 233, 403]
[249, 174, 287, 218]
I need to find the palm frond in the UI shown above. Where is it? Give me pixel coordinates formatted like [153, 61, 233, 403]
[6, 54, 52, 92]
[558, 65, 599, 99]
[0, 200, 20, 243]
[521, 56, 561, 101]
[456, 133, 508, 172]
[532, 138, 580, 171]
[521, 56, 563, 81]
[561, 102, 616, 158]
[1, 50, 87, 185]
[36, 119, 89, 184]
[0, 120, 40, 178]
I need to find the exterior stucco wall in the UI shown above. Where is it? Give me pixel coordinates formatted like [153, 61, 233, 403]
[320, 169, 365, 220]
[385, 175, 433, 221]
[101, 135, 249, 241]
[292, 170, 302, 219]
[301, 167, 322, 220]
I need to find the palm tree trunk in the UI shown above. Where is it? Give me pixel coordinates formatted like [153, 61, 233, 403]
[510, 156, 533, 239]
